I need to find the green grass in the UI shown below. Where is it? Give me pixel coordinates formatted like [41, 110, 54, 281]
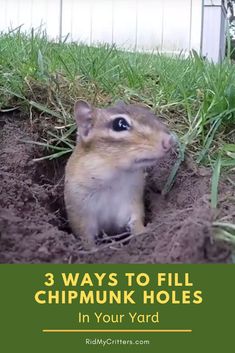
[0, 29, 234, 244]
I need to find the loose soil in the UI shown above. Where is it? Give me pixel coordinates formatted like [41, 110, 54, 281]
[0, 113, 234, 263]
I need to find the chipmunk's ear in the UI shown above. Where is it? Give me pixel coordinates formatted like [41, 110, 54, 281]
[74, 100, 93, 142]
[114, 100, 126, 108]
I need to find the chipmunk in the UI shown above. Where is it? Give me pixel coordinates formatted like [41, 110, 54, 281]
[64, 100, 175, 249]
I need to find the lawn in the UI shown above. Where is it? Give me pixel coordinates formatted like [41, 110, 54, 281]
[0, 29, 234, 258]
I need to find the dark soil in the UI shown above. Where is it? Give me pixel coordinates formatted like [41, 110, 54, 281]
[0, 114, 234, 263]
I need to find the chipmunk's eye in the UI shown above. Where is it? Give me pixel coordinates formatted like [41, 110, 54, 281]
[112, 117, 130, 132]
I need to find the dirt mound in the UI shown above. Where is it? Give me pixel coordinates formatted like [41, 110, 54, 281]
[0, 114, 233, 263]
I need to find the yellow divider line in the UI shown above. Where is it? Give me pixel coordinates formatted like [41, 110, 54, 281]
[43, 329, 192, 333]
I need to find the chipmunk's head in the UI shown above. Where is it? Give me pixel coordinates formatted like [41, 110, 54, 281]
[74, 100, 176, 170]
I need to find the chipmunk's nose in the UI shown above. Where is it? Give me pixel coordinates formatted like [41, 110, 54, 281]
[161, 133, 176, 151]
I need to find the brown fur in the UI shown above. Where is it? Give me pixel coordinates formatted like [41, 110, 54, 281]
[64, 101, 175, 249]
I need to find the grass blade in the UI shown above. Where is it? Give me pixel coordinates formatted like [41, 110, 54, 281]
[211, 154, 222, 208]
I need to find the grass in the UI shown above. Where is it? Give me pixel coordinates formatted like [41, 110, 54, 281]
[0, 29, 234, 245]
